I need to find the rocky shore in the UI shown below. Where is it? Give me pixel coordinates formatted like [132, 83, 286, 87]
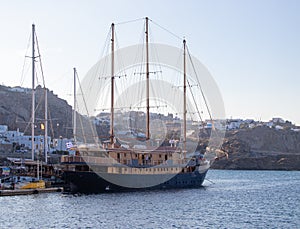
[210, 126, 300, 170]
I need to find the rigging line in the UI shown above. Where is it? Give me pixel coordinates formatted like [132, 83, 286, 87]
[76, 71, 97, 143]
[75, 73, 87, 143]
[173, 46, 183, 89]
[93, 25, 112, 102]
[115, 17, 144, 25]
[148, 25, 164, 79]
[77, 104, 86, 143]
[23, 95, 43, 133]
[187, 78, 203, 123]
[99, 26, 112, 59]
[47, 108, 55, 139]
[88, 33, 110, 109]
[133, 21, 145, 108]
[131, 21, 146, 80]
[35, 91, 45, 121]
[96, 27, 111, 79]
[20, 34, 32, 87]
[35, 32, 46, 87]
[149, 19, 182, 41]
[186, 45, 213, 122]
[115, 30, 128, 82]
[94, 26, 111, 92]
[76, 71, 90, 117]
[23, 117, 31, 134]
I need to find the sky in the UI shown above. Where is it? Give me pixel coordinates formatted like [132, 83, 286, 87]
[0, 0, 299, 125]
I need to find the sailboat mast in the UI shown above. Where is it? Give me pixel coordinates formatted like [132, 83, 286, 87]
[110, 23, 115, 145]
[44, 87, 48, 164]
[73, 67, 77, 139]
[183, 39, 187, 152]
[145, 17, 150, 140]
[31, 24, 35, 161]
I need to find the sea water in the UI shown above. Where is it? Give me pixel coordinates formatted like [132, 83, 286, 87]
[0, 170, 299, 228]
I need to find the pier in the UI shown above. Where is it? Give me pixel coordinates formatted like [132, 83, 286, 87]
[0, 187, 63, 196]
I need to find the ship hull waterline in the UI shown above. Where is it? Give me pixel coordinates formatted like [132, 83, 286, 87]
[63, 170, 208, 194]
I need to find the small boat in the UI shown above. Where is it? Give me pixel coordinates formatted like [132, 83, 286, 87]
[61, 17, 224, 194]
[20, 179, 45, 189]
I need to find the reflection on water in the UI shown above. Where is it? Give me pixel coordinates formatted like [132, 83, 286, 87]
[0, 170, 299, 228]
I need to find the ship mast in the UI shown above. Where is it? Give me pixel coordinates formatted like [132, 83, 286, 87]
[145, 17, 150, 140]
[110, 23, 115, 145]
[183, 39, 187, 152]
[73, 67, 77, 139]
[31, 24, 36, 161]
[44, 87, 48, 164]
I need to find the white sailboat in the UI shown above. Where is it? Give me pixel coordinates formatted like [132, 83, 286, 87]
[22, 24, 46, 189]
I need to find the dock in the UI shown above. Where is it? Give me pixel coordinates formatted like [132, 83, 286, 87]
[0, 187, 63, 196]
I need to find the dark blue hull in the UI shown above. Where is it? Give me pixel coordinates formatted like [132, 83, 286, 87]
[63, 170, 208, 194]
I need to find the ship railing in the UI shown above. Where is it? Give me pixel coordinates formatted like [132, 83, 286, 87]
[61, 155, 84, 163]
[61, 155, 115, 164]
[61, 155, 188, 167]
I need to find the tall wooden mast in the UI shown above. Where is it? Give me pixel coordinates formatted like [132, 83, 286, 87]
[44, 87, 48, 163]
[183, 39, 187, 152]
[31, 24, 36, 160]
[145, 17, 150, 140]
[110, 23, 115, 145]
[73, 67, 77, 139]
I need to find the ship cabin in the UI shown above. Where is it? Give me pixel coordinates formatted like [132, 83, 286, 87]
[62, 145, 185, 167]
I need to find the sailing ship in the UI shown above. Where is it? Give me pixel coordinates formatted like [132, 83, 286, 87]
[61, 17, 222, 193]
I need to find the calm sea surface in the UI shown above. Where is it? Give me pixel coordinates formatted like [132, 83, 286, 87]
[0, 170, 299, 228]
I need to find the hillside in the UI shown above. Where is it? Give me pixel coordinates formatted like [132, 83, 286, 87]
[211, 126, 300, 170]
[0, 85, 73, 138]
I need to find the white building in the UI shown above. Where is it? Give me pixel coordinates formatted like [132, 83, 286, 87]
[0, 125, 8, 134]
[3, 130, 23, 139]
[9, 134, 51, 151]
[9, 86, 31, 93]
[272, 117, 285, 124]
[226, 119, 243, 130]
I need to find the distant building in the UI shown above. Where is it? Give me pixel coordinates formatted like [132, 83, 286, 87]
[226, 119, 243, 130]
[272, 117, 285, 124]
[9, 134, 51, 151]
[0, 125, 8, 134]
[9, 86, 31, 93]
[265, 122, 274, 128]
[53, 138, 73, 151]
